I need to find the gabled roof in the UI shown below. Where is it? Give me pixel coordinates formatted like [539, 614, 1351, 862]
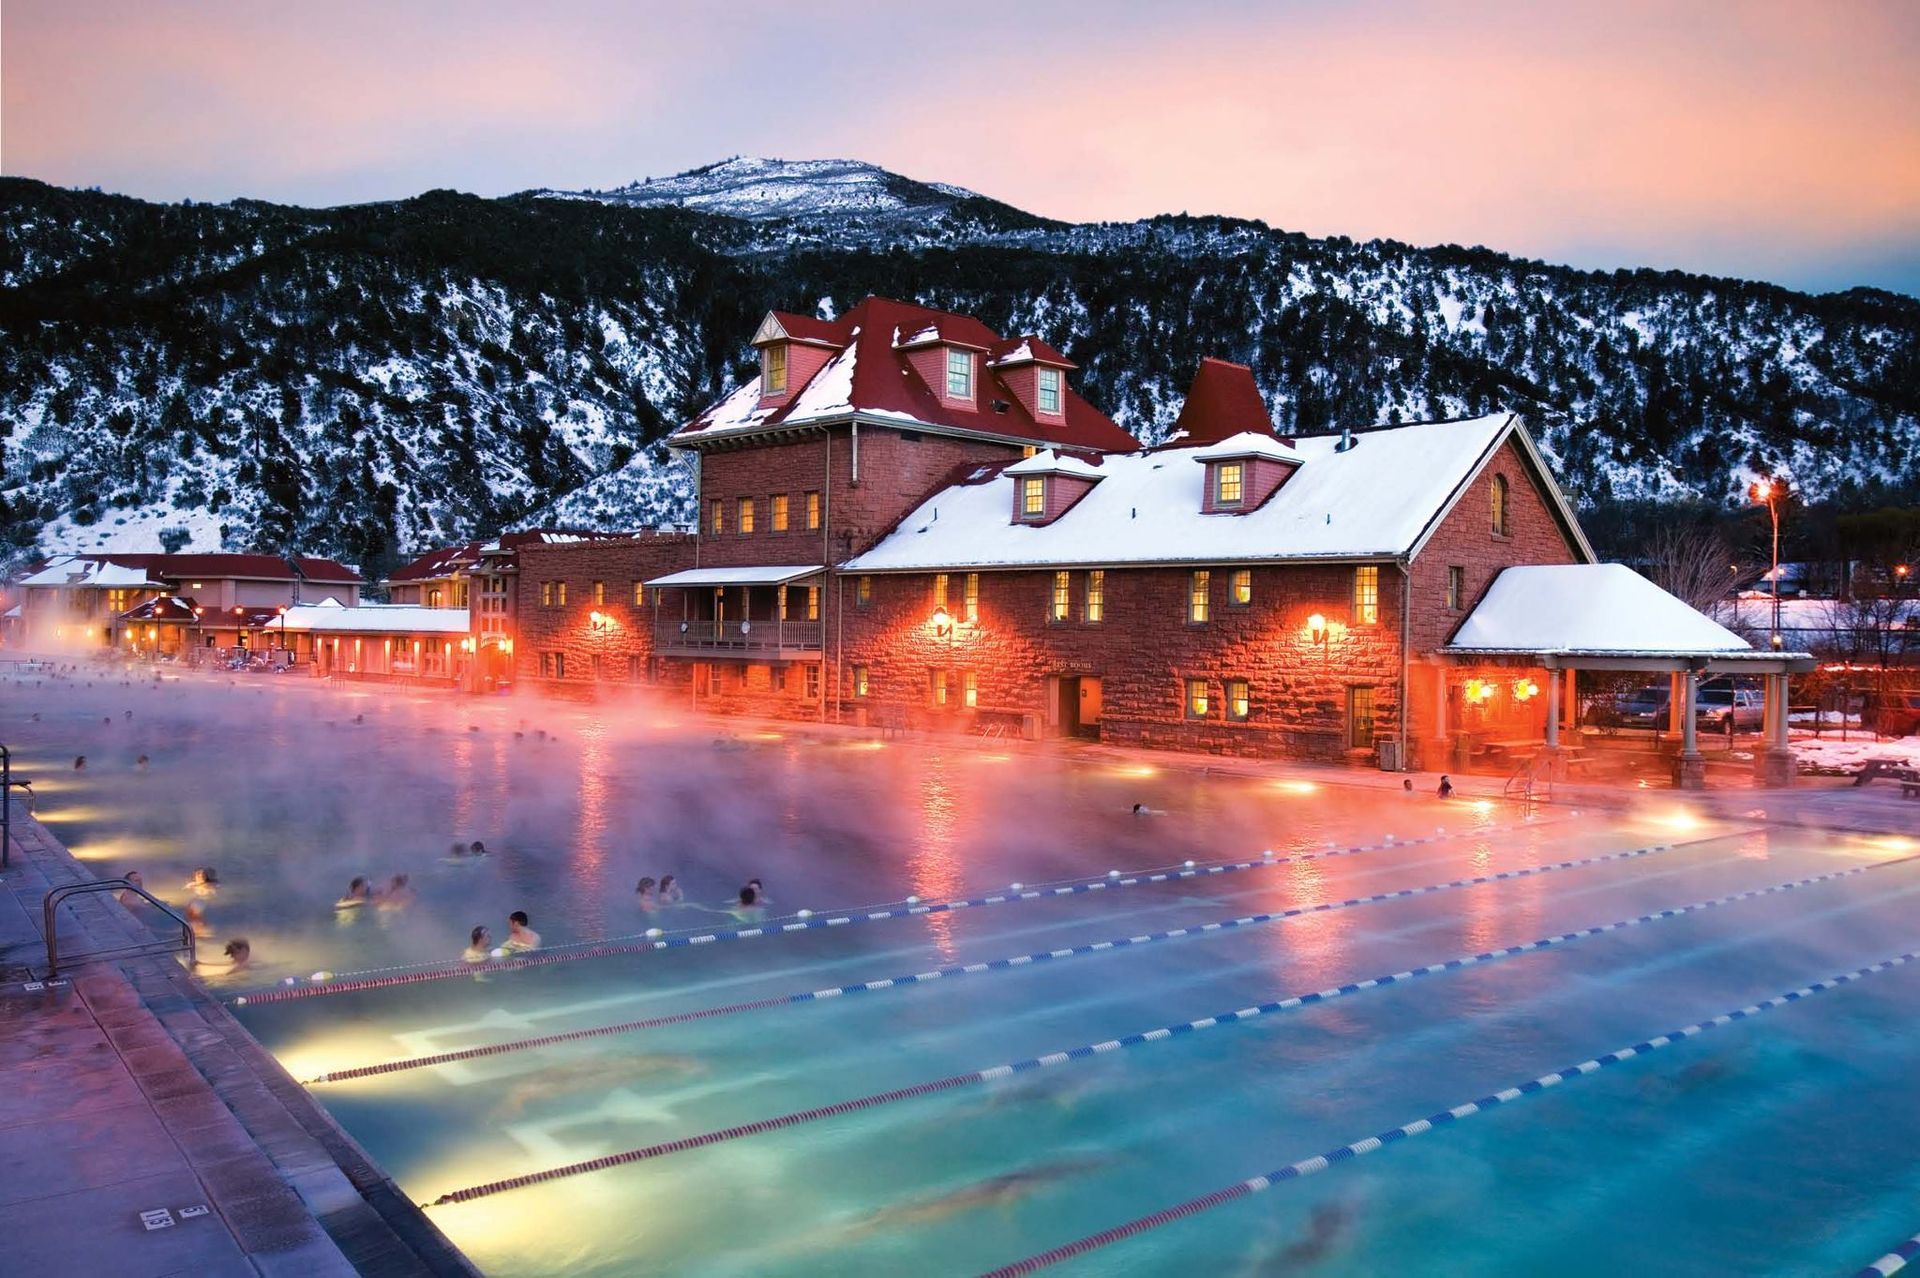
[387, 543, 483, 583]
[87, 552, 363, 584]
[1005, 451, 1105, 479]
[119, 595, 197, 622]
[1188, 431, 1301, 465]
[988, 337, 1075, 369]
[675, 297, 1138, 454]
[753, 311, 844, 348]
[845, 412, 1575, 572]
[1446, 565, 1756, 656]
[1164, 359, 1284, 446]
[18, 557, 167, 589]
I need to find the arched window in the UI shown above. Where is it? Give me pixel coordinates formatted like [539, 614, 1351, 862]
[1491, 474, 1509, 536]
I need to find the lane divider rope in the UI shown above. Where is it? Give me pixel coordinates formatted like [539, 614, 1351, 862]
[975, 942, 1920, 1276]
[1858, 1230, 1920, 1278]
[234, 817, 1556, 1006]
[315, 827, 1744, 1084]
[425, 829, 1868, 1207]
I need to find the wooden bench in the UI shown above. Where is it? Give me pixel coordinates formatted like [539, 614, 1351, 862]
[1853, 759, 1920, 798]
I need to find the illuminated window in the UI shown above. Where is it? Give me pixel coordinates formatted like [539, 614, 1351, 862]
[1230, 568, 1251, 607]
[771, 494, 789, 532]
[1021, 445, 1038, 459]
[946, 348, 973, 398]
[1037, 367, 1062, 414]
[1348, 686, 1377, 748]
[777, 586, 788, 620]
[964, 573, 979, 624]
[963, 671, 978, 707]
[738, 497, 755, 534]
[933, 573, 949, 610]
[592, 580, 605, 605]
[632, 580, 646, 606]
[540, 581, 554, 607]
[1186, 678, 1209, 719]
[857, 575, 872, 608]
[805, 490, 822, 530]
[805, 664, 821, 699]
[708, 498, 725, 535]
[1021, 476, 1046, 519]
[1353, 565, 1379, 625]
[1189, 570, 1211, 623]
[1050, 571, 1071, 622]
[555, 581, 568, 606]
[1227, 678, 1250, 721]
[853, 665, 869, 698]
[1085, 570, 1105, 623]
[806, 585, 820, 620]
[931, 669, 949, 706]
[1215, 462, 1244, 506]
[1491, 474, 1509, 536]
[763, 343, 787, 394]
[1447, 566, 1464, 611]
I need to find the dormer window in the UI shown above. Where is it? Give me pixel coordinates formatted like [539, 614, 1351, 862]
[1019, 476, 1046, 519]
[763, 344, 788, 395]
[946, 348, 973, 399]
[1037, 367, 1062, 415]
[1215, 462, 1245, 507]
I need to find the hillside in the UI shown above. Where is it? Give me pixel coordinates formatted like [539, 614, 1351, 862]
[2, 160, 1916, 578]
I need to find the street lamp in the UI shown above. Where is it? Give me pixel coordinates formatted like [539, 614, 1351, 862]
[1748, 478, 1786, 651]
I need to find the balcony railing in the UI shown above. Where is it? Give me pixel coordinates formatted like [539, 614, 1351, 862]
[654, 618, 824, 655]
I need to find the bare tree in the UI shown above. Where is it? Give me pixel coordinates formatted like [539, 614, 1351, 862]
[1642, 525, 1743, 614]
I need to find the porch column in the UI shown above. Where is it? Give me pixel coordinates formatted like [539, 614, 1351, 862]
[1544, 666, 1561, 749]
[1674, 668, 1706, 789]
[1666, 671, 1685, 739]
[1432, 661, 1450, 769]
[1754, 671, 1796, 786]
[1563, 668, 1578, 734]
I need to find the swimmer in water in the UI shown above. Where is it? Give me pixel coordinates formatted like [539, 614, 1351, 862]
[731, 884, 763, 918]
[117, 869, 146, 906]
[74, 756, 86, 771]
[1402, 778, 1414, 793]
[1131, 802, 1166, 816]
[658, 874, 683, 905]
[492, 1053, 704, 1118]
[376, 874, 413, 908]
[184, 866, 220, 895]
[840, 1156, 1114, 1241]
[1437, 774, 1454, 799]
[462, 925, 493, 963]
[195, 938, 251, 973]
[184, 900, 212, 939]
[635, 877, 658, 911]
[468, 840, 488, 857]
[124, 709, 133, 721]
[502, 910, 540, 953]
[336, 876, 372, 908]
[136, 754, 150, 771]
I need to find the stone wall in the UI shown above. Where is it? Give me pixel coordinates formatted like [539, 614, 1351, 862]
[512, 534, 695, 694]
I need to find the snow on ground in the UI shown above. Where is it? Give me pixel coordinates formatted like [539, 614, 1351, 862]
[1792, 733, 1920, 775]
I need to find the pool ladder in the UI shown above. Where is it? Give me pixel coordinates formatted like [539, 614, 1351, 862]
[1504, 753, 1555, 801]
[41, 879, 197, 978]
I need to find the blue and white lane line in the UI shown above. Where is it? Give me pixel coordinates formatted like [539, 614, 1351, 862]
[979, 945, 1920, 1277]
[1858, 1231, 1920, 1278]
[423, 844, 1905, 1205]
[321, 827, 1747, 1083]
[238, 817, 1561, 1005]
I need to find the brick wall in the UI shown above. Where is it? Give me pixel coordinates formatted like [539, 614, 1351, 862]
[513, 534, 696, 693]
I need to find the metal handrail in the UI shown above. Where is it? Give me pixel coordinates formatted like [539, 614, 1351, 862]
[42, 878, 197, 977]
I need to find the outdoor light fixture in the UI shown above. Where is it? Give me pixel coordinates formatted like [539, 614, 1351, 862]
[1512, 677, 1539, 701]
[931, 606, 953, 637]
[1749, 476, 1786, 651]
[459, 637, 476, 653]
[1307, 612, 1328, 648]
[588, 610, 614, 632]
[1464, 678, 1497, 704]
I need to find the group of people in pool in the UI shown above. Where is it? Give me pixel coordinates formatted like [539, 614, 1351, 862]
[334, 874, 415, 910]
[114, 865, 253, 974]
[462, 911, 542, 962]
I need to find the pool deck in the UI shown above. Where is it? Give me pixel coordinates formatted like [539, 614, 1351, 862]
[0, 803, 479, 1278]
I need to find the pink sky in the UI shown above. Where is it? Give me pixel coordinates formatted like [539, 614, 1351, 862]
[4, 0, 1917, 293]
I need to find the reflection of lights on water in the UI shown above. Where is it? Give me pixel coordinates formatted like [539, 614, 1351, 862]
[977, 753, 1013, 764]
[750, 731, 784, 742]
[35, 805, 117, 824]
[1471, 799, 1496, 815]
[1870, 835, 1917, 854]
[1273, 780, 1319, 794]
[848, 740, 887, 752]
[1116, 764, 1156, 778]
[1652, 809, 1705, 832]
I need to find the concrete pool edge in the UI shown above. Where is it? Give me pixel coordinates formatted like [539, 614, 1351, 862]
[0, 805, 481, 1278]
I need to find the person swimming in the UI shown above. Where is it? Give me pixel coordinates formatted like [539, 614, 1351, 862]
[839, 1156, 1114, 1241]
[195, 938, 251, 973]
[635, 877, 658, 910]
[376, 874, 413, 908]
[1131, 803, 1166, 816]
[462, 925, 493, 963]
[1402, 778, 1414, 793]
[503, 911, 541, 952]
[468, 840, 488, 856]
[336, 876, 372, 908]
[136, 754, 150, 771]
[1437, 774, 1455, 799]
[184, 866, 220, 895]
[73, 756, 86, 770]
[117, 869, 146, 906]
[658, 875, 683, 905]
[184, 900, 212, 939]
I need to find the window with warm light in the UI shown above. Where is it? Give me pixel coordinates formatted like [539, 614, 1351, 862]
[556, 581, 568, 606]
[540, 581, 554, 607]
[1226, 678, 1250, 721]
[933, 574, 949, 610]
[931, 669, 949, 706]
[708, 498, 725, 535]
[1021, 445, 1038, 458]
[771, 493, 789, 532]
[632, 581, 646, 606]
[592, 580, 605, 605]
[738, 498, 755, 534]
[426, 587, 443, 607]
[1037, 367, 1062, 414]
[805, 490, 821, 530]
[1230, 568, 1252, 607]
[963, 671, 978, 707]
[853, 664, 869, 698]
[1353, 565, 1378, 625]
[1215, 462, 1245, 506]
[1491, 474, 1509, 536]
[1085, 570, 1105, 623]
[1189, 570, 1211, 623]
[806, 585, 820, 620]
[964, 573, 979, 624]
[1050, 571, 1071, 622]
[1186, 678, 1209, 719]
[1447, 566, 1464, 611]
[946, 348, 973, 398]
[1021, 476, 1046, 518]
[1348, 686, 1377, 748]
[857, 575, 872, 607]
[763, 343, 787, 394]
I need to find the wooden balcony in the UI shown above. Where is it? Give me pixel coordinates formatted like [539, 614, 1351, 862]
[653, 618, 824, 660]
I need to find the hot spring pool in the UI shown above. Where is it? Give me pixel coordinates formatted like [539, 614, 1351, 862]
[9, 669, 1920, 1276]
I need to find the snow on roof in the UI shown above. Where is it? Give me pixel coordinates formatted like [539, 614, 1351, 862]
[1188, 432, 1301, 464]
[846, 413, 1520, 572]
[18, 557, 166, 589]
[645, 564, 825, 588]
[387, 542, 483, 582]
[1447, 564, 1754, 655]
[275, 602, 471, 634]
[1005, 451, 1104, 479]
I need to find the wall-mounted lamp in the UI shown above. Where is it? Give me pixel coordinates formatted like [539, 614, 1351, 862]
[931, 607, 953, 638]
[1306, 612, 1328, 650]
[459, 636, 476, 653]
[1512, 677, 1539, 702]
[588, 610, 614, 633]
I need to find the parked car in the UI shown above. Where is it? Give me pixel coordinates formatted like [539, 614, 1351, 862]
[1864, 690, 1920, 738]
[1607, 686, 1669, 729]
[1694, 684, 1765, 730]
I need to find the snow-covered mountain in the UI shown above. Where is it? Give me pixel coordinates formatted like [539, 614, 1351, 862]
[2, 162, 1916, 580]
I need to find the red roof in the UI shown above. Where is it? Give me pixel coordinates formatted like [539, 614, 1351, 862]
[107, 553, 362, 584]
[988, 336, 1075, 369]
[678, 297, 1138, 454]
[1165, 359, 1284, 446]
[387, 542, 483, 583]
[756, 311, 844, 347]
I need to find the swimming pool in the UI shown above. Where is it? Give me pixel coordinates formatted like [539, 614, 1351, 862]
[11, 669, 1920, 1276]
